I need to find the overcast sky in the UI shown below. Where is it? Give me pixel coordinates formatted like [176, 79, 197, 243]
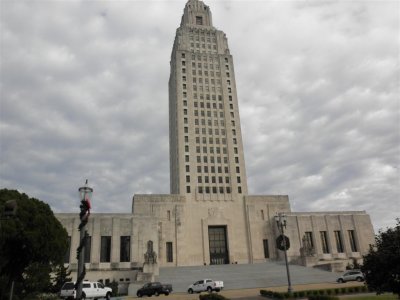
[1, 0, 398, 232]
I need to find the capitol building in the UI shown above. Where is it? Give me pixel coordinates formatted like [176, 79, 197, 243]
[56, 0, 375, 284]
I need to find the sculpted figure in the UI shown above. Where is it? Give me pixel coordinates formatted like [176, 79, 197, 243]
[302, 235, 315, 257]
[144, 240, 157, 264]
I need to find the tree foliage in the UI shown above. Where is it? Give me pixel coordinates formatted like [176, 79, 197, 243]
[361, 219, 400, 297]
[0, 189, 69, 298]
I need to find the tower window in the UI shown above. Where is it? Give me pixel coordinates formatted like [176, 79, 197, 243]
[196, 16, 203, 25]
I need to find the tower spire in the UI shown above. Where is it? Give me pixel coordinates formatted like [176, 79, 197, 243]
[180, 0, 213, 28]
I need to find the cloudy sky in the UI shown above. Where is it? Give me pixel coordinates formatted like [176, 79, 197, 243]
[1, 0, 398, 232]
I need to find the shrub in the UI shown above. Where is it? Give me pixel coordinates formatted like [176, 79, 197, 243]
[361, 286, 368, 292]
[326, 289, 332, 295]
[273, 292, 284, 299]
[340, 287, 347, 294]
[105, 279, 118, 296]
[199, 293, 229, 300]
[333, 288, 340, 295]
[299, 291, 305, 297]
[308, 296, 339, 300]
[35, 294, 59, 300]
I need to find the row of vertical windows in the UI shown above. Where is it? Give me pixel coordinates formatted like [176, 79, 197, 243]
[192, 70, 220, 77]
[64, 236, 131, 263]
[192, 62, 220, 70]
[304, 230, 358, 254]
[198, 186, 231, 194]
[194, 119, 225, 126]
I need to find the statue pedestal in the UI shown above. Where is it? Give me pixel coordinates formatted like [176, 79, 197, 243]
[301, 255, 317, 267]
[143, 262, 159, 276]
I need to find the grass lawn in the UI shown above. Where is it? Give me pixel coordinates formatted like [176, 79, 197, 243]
[340, 294, 398, 300]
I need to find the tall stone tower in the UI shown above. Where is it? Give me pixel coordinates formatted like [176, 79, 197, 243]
[169, 0, 248, 200]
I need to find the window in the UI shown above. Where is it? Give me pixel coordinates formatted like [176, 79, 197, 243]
[226, 187, 231, 193]
[85, 235, 91, 263]
[120, 236, 130, 262]
[100, 236, 111, 262]
[263, 239, 270, 258]
[348, 230, 358, 252]
[236, 166, 240, 173]
[185, 155, 189, 162]
[199, 186, 203, 193]
[334, 231, 344, 253]
[166, 242, 173, 262]
[237, 176, 241, 183]
[186, 175, 190, 183]
[320, 231, 329, 254]
[186, 186, 191, 193]
[64, 236, 71, 263]
[238, 186, 242, 193]
[198, 176, 202, 183]
[185, 165, 190, 172]
[167, 210, 171, 221]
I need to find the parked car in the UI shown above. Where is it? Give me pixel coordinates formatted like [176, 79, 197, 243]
[337, 270, 365, 283]
[187, 279, 224, 293]
[136, 282, 173, 297]
[60, 281, 112, 299]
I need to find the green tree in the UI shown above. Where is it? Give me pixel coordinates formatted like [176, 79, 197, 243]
[0, 189, 69, 299]
[361, 219, 400, 298]
[51, 264, 72, 293]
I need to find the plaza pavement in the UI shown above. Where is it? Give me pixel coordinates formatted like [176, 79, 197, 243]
[119, 261, 366, 299]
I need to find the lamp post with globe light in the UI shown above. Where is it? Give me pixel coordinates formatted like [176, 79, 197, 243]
[75, 180, 93, 299]
[275, 213, 292, 294]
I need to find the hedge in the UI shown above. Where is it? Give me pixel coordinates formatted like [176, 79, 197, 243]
[260, 285, 368, 299]
[199, 293, 230, 300]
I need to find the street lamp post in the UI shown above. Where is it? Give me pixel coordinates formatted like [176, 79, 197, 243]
[275, 213, 292, 294]
[75, 180, 93, 300]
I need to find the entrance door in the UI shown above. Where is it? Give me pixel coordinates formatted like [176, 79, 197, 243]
[208, 226, 229, 265]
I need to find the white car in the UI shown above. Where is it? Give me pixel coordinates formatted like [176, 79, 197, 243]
[337, 270, 365, 283]
[60, 281, 112, 299]
[187, 279, 224, 293]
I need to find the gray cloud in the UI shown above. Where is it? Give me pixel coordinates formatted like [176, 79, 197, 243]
[1, 0, 398, 231]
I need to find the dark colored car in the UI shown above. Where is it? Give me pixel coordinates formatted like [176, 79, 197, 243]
[136, 282, 173, 297]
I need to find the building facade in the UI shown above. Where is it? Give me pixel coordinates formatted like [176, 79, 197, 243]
[56, 0, 375, 284]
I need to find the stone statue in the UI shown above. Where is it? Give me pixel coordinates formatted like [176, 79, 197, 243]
[144, 240, 157, 264]
[301, 235, 315, 257]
